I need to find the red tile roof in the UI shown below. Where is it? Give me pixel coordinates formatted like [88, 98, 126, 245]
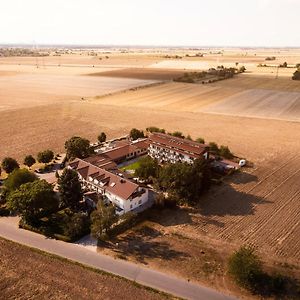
[69, 158, 140, 200]
[149, 132, 208, 157]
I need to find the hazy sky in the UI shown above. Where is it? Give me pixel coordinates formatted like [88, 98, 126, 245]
[1, 0, 299, 47]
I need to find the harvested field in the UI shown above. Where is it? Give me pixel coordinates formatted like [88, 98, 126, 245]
[203, 88, 300, 121]
[0, 73, 155, 111]
[0, 238, 165, 300]
[215, 74, 300, 92]
[93, 81, 242, 112]
[195, 153, 300, 263]
[88, 68, 186, 80]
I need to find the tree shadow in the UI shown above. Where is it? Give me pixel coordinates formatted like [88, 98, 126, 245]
[148, 207, 194, 227]
[226, 170, 258, 185]
[199, 184, 272, 217]
[106, 225, 190, 264]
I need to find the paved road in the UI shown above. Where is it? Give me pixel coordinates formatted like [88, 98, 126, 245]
[0, 217, 237, 300]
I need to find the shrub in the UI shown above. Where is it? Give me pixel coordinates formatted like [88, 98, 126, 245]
[1, 157, 19, 174]
[4, 168, 38, 193]
[228, 245, 263, 291]
[209, 142, 219, 154]
[196, 137, 205, 144]
[63, 212, 90, 240]
[129, 128, 145, 140]
[24, 155, 36, 168]
[146, 126, 166, 134]
[97, 132, 106, 143]
[219, 145, 234, 159]
[37, 150, 54, 164]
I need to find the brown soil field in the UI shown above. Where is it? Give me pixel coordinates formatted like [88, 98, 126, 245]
[88, 68, 186, 80]
[1, 50, 300, 297]
[92, 81, 243, 112]
[2, 102, 300, 163]
[0, 238, 166, 300]
[0, 73, 155, 111]
[203, 88, 300, 121]
[92, 74, 300, 121]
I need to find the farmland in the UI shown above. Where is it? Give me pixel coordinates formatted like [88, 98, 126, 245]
[0, 48, 300, 297]
[0, 238, 166, 300]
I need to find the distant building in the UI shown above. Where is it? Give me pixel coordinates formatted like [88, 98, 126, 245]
[69, 159, 148, 215]
[148, 132, 209, 164]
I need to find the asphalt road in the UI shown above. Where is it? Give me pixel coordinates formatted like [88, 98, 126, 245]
[0, 217, 237, 300]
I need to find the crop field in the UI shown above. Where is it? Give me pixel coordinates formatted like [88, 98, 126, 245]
[93, 73, 300, 122]
[203, 88, 300, 121]
[93, 81, 242, 112]
[1, 50, 300, 285]
[0, 238, 164, 300]
[194, 152, 300, 263]
[0, 72, 156, 111]
[88, 68, 186, 80]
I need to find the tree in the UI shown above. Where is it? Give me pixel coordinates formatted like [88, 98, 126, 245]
[63, 212, 90, 239]
[7, 180, 58, 224]
[209, 142, 219, 154]
[186, 134, 192, 141]
[292, 69, 300, 80]
[196, 137, 205, 144]
[1, 157, 19, 174]
[4, 168, 38, 193]
[135, 156, 159, 180]
[171, 131, 185, 139]
[24, 155, 36, 168]
[65, 136, 92, 160]
[239, 66, 246, 73]
[58, 168, 83, 210]
[129, 128, 145, 141]
[146, 126, 166, 134]
[91, 202, 118, 240]
[228, 245, 263, 291]
[219, 145, 234, 159]
[37, 150, 54, 164]
[97, 132, 106, 143]
[157, 159, 210, 205]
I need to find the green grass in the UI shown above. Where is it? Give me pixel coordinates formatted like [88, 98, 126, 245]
[121, 161, 141, 171]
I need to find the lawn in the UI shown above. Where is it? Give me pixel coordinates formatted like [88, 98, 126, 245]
[121, 160, 141, 171]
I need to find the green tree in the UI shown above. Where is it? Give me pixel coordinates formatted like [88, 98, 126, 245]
[146, 126, 166, 133]
[228, 245, 263, 291]
[37, 150, 54, 164]
[58, 168, 83, 210]
[63, 212, 90, 239]
[97, 132, 107, 143]
[24, 155, 36, 168]
[1, 157, 19, 174]
[219, 145, 234, 159]
[209, 142, 219, 154]
[129, 128, 145, 140]
[239, 66, 246, 73]
[4, 168, 38, 194]
[135, 156, 159, 180]
[91, 202, 118, 240]
[196, 137, 205, 144]
[157, 159, 210, 205]
[65, 136, 92, 160]
[292, 69, 300, 80]
[7, 180, 58, 224]
[171, 131, 185, 138]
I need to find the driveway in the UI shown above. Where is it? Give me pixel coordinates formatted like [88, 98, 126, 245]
[0, 216, 237, 300]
